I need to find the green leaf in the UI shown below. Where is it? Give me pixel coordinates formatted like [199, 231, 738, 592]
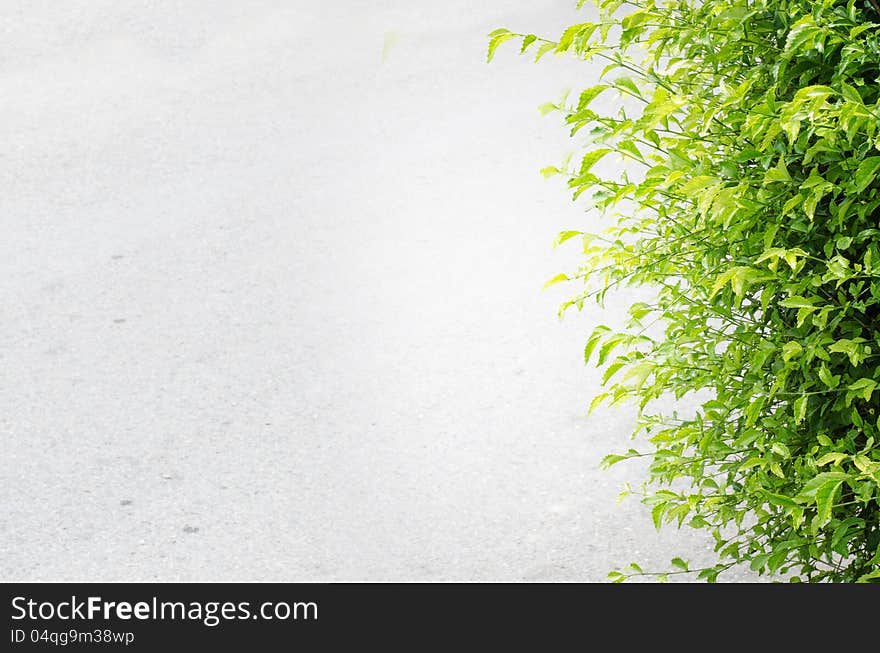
[680, 176, 720, 194]
[765, 492, 800, 509]
[588, 393, 609, 414]
[616, 140, 642, 160]
[584, 326, 611, 363]
[852, 454, 873, 473]
[487, 31, 516, 62]
[749, 554, 770, 573]
[709, 267, 770, 300]
[622, 361, 654, 388]
[651, 503, 665, 530]
[487, 0, 880, 584]
[556, 23, 596, 53]
[818, 364, 840, 389]
[542, 273, 569, 290]
[600, 453, 628, 469]
[577, 85, 610, 111]
[756, 247, 808, 271]
[612, 77, 642, 98]
[597, 335, 625, 366]
[798, 472, 851, 499]
[553, 230, 582, 246]
[848, 378, 877, 402]
[578, 149, 612, 175]
[764, 157, 791, 183]
[534, 41, 556, 62]
[856, 569, 880, 583]
[840, 81, 863, 105]
[670, 557, 689, 572]
[815, 478, 844, 526]
[829, 339, 864, 367]
[780, 296, 819, 309]
[815, 452, 847, 467]
[607, 570, 626, 583]
[782, 341, 803, 362]
[853, 157, 880, 194]
[520, 34, 537, 53]
[628, 302, 652, 321]
[794, 396, 808, 423]
[771, 442, 791, 459]
[601, 360, 626, 384]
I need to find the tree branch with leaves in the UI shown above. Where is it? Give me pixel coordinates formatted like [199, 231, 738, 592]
[489, 0, 880, 582]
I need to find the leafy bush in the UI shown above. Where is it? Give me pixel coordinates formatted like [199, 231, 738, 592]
[490, 0, 880, 582]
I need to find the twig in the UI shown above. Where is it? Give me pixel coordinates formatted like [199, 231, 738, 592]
[870, 0, 880, 19]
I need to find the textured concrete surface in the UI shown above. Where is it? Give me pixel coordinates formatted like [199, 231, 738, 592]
[1, 1, 752, 581]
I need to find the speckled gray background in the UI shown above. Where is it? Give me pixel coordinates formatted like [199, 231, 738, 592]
[0, 0, 754, 581]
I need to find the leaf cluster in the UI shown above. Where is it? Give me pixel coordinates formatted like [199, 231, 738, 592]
[491, 0, 880, 582]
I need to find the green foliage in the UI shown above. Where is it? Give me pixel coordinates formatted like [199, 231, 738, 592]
[490, 0, 880, 582]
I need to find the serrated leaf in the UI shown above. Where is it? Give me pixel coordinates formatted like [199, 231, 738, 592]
[651, 503, 665, 530]
[756, 247, 808, 271]
[600, 453, 627, 469]
[487, 32, 516, 62]
[556, 23, 595, 53]
[613, 77, 643, 98]
[588, 393, 609, 414]
[578, 148, 612, 175]
[616, 140, 642, 160]
[534, 41, 556, 61]
[542, 273, 569, 290]
[628, 302, 652, 321]
[520, 34, 537, 53]
[601, 360, 627, 384]
[554, 230, 582, 247]
[577, 85, 609, 111]
[584, 325, 610, 363]
[622, 361, 653, 388]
